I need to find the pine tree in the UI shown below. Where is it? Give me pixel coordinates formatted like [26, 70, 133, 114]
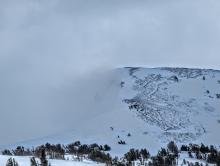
[104, 144, 111, 151]
[167, 141, 178, 156]
[6, 158, 13, 166]
[40, 149, 48, 166]
[140, 149, 150, 160]
[30, 157, 38, 166]
[6, 158, 19, 166]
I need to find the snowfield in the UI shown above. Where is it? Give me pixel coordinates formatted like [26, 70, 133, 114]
[0, 153, 216, 166]
[121, 67, 220, 144]
[0, 155, 104, 166]
[1, 67, 220, 157]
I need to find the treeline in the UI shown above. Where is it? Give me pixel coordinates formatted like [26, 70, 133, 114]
[180, 143, 220, 165]
[66, 141, 112, 164]
[120, 141, 178, 166]
[121, 142, 220, 166]
[2, 141, 220, 166]
[5, 148, 49, 166]
[2, 141, 112, 165]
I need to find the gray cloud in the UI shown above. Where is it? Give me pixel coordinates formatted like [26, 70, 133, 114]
[0, 0, 220, 145]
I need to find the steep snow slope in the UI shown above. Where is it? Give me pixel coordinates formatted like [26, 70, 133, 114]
[2, 67, 220, 156]
[77, 67, 220, 155]
[121, 67, 220, 144]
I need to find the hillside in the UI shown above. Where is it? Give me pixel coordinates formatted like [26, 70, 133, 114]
[2, 67, 220, 157]
[120, 67, 220, 144]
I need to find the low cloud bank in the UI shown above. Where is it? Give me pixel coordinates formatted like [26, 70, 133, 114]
[0, 0, 220, 144]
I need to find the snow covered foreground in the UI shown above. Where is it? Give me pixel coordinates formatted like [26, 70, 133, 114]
[0, 155, 104, 166]
[2, 67, 220, 157]
[0, 153, 216, 166]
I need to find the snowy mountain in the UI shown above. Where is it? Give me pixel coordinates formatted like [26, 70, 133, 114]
[121, 67, 220, 143]
[2, 67, 220, 156]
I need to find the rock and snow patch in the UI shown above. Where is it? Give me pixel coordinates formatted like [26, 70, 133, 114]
[121, 67, 220, 144]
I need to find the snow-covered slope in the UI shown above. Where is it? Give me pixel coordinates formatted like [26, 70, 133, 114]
[2, 67, 220, 156]
[120, 67, 220, 144]
[0, 155, 104, 166]
[0, 154, 216, 166]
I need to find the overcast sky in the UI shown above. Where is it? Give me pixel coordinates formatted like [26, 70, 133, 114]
[1, 0, 220, 145]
